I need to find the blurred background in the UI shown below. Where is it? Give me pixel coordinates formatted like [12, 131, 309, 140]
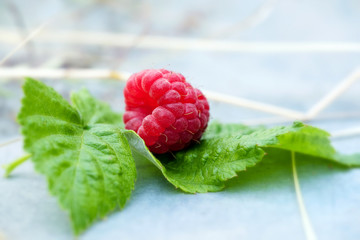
[0, 0, 359, 239]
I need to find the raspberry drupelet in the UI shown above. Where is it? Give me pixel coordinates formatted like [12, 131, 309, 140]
[123, 69, 210, 154]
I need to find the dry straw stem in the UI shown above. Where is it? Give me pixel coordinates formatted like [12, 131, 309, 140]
[243, 111, 360, 126]
[5, 0, 35, 64]
[0, 67, 359, 121]
[331, 126, 360, 139]
[0, 67, 303, 119]
[0, 68, 131, 81]
[0, 137, 22, 148]
[201, 89, 304, 119]
[0, 6, 98, 66]
[209, 0, 279, 38]
[0, 67, 359, 140]
[1, 29, 360, 53]
[0, 23, 48, 66]
[305, 68, 360, 119]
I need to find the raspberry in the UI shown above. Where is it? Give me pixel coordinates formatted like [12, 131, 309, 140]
[123, 69, 210, 154]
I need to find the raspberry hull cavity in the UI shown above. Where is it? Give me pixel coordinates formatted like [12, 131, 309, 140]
[123, 69, 210, 154]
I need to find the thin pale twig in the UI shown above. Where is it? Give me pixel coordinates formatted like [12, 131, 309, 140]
[242, 111, 360, 126]
[1, 29, 360, 53]
[202, 89, 305, 119]
[331, 127, 360, 139]
[305, 68, 360, 119]
[0, 137, 22, 148]
[209, 0, 279, 38]
[0, 68, 131, 81]
[0, 67, 303, 119]
[0, 22, 48, 66]
[0, 6, 94, 67]
[5, 0, 35, 65]
[1, 68, 360, 140]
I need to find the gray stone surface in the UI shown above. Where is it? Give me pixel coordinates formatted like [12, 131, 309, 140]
[0, 0, 359, 239]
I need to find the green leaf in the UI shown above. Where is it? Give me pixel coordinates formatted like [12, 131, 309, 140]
[217, 121, 360, 167]
[126, 121, 360, 193]
[254, 122, 360, 167]
[18, 78, 136, 234]
[124, 130, 264, 193]
[71, 88, 124, 127]
[264, 122, 335, 159]
[163, 139, 264, 193]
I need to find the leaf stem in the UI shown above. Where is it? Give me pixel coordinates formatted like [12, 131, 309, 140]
[2, 153, 31, 178]
[291, 151, 317, 240]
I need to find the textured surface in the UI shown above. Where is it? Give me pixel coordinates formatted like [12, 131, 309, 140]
[0, 0, 360, 239]
[124, 69, 209, 153]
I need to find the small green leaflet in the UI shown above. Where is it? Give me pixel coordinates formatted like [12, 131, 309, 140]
[127, 122, 360, 193]
[18, 78, 136, 235]
[71, 89, 124, 127]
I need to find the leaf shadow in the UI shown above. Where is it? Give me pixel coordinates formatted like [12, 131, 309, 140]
[133, 148, 352, 196]
[224, 148, 350, 194]
[134, 160, 180, 194]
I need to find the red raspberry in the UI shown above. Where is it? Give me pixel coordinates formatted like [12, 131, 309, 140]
[123, 69, 210, 154]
